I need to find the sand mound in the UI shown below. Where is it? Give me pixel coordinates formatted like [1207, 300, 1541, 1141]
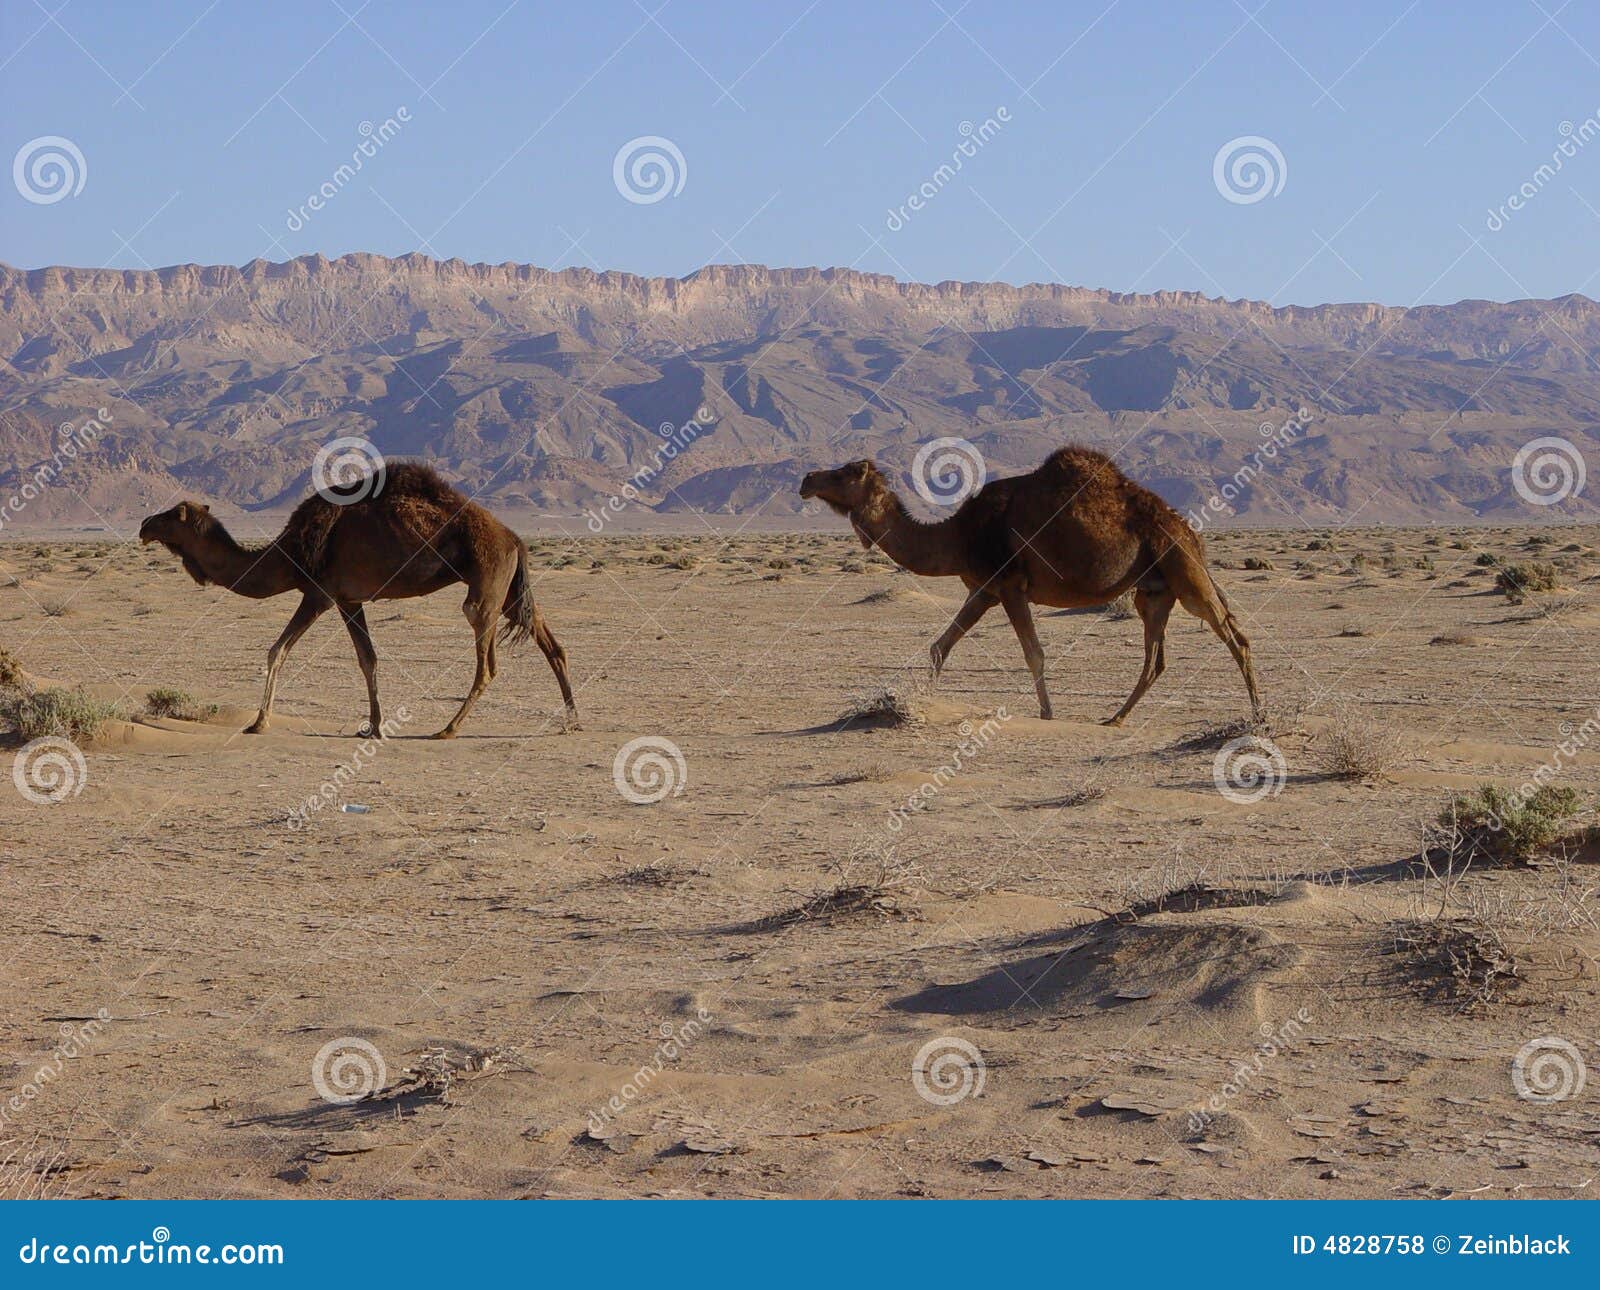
[849, 585, 949, 608]
[894, 920, 1301, 1024]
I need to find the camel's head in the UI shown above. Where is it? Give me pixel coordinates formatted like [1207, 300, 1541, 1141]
[138, 500, 210, 547]
[139, 501, 216, 585]
[798, 459, 886, 516]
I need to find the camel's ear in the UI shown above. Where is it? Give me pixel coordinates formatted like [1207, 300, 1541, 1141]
[175, 503, 189, 523]
[199, 503, 210, 514]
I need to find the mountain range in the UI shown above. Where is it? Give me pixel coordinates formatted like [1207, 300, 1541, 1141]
[3, 253, 1598, 530]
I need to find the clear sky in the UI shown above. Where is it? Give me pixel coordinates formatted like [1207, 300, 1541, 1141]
[3, 0, 1599, 306]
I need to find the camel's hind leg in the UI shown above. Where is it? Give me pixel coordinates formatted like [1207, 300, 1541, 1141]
[340, 603, 384, 736]
[1104, 587, 1176, 726]
[532, 609, 577, 714]
[245, 593, 329, 734]
[1178, 575, 1262, 714]
[1000, 591, 1052, 719]
[436, 570, 513, 740]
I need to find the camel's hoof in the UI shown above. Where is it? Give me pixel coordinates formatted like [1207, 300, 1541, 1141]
[242, 722, 267, 735]
[1101, 716, 1124, 727]
[431, 728, 457, 740]
[357, 724, 384, 740]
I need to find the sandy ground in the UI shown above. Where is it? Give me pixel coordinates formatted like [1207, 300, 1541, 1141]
[1, 524, 1597, 1199]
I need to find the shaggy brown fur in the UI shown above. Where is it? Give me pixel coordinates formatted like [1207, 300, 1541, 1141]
[800, 446, 1260, 723]
[139, 463, 575, 738]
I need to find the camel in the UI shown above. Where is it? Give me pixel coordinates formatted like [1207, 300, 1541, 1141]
[138, 463, 575, 738]
[799, 446, 1260, 724]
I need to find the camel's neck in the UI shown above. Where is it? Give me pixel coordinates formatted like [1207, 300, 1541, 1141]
[849, 489, 968, 578]
[177, 521, 299, 599]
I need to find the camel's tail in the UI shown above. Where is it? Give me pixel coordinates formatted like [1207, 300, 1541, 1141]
[499, 538, 536, 646]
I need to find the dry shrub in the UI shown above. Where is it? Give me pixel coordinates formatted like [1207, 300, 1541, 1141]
[842, 683, 928, 728]
[0, 647, 23, 691]
[2, 687, 124, 741]
[763, 844, 925, 928]
[1426, 784, 1586, 869]
[1103, 590, 1136, 620]
[1495, 561, 1560, 603]
[1318, 709, 1404, 778]
[143, 687, 216, 721]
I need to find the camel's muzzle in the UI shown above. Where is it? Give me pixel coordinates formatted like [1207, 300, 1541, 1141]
[798, 472, 820, 499]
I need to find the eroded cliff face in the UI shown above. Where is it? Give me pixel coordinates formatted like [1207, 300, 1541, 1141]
[2, 253, 1597, 527]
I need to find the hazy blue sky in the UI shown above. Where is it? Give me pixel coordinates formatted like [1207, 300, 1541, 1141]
[4, 0, 1599, 305]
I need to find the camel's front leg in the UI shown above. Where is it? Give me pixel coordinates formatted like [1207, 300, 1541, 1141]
[929, 588, 996, 686]
[340, 602, 384, 736]
[1000, 592, 1052, 719]
[245, 593, 329, 734]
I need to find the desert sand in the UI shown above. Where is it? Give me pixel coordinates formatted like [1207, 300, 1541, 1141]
[2, 523, 1597, 1198]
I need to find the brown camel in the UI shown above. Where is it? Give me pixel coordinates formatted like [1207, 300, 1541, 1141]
[139, 463, 576, 738]
[799, 446, 1260, 724]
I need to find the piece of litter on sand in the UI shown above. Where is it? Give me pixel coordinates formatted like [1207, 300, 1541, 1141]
[1112, 989, 1154, 1001]
[340, 803, 372, 814]
[682, 1136, 738, 1155]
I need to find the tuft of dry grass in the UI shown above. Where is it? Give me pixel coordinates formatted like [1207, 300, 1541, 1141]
[1495, 561, 1560, 604]
[760, 845, 926, 929]
[143, 687, 217, 721]
[1317, 709, 1404, 779]
[0, 647, 23, 691]
[841, 683, 928, 728]
[2, 687, 124, 741]
[1103, 590, 1137, 620]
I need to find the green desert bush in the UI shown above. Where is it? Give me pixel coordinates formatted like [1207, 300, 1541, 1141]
[1494, 561, 1560, 603]
[2, 687, 124, 741]
[143, 688, 216, 721]
[1428, 784, 1586, 869]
